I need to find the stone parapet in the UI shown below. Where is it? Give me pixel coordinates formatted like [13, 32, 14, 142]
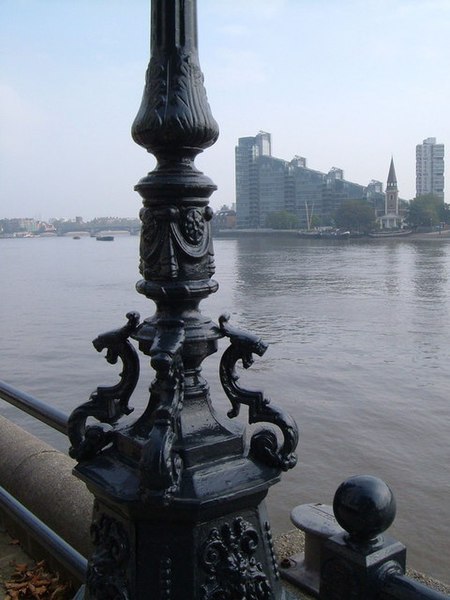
[0, 415, 93, 560]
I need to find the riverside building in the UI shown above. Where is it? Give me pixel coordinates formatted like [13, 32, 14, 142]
[416, 137, 445, 201]
[235, 132, 385, 229]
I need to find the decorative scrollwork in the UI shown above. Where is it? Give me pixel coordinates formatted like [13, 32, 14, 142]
[139, 319, 185, 497]
[139, 205, 213, 281]
[139, 207, 179, 280]
[86, 513, 130, 599]
[200, 517, 272, 600]
[68, 312, 140, 461]
[218, 313, 298, 472]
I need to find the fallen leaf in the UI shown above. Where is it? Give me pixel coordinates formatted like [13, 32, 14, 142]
[2, 560, 73, 599]
[14, 563, 28, 573]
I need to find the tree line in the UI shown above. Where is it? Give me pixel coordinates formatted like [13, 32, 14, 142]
[265, 194, 449, 232]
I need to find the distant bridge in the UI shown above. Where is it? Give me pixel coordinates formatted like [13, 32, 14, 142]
[56, 224, 141, 236]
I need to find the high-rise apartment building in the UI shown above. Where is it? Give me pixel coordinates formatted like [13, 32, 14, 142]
[235, 132, 272, 228]
[235, 132, 385, 229]
[416, 137, 445, 201]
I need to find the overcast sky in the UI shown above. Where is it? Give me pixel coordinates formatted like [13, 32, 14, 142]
[1, 0, 449, 221]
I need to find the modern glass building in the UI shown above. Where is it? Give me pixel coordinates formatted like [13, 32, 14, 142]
[235, 132, 384, 229]
[235, 132, 272, 228]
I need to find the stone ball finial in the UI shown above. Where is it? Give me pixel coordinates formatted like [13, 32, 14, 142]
[333, 475, 396, 544]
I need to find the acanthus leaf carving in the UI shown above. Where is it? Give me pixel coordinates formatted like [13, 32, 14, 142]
[87, 512, 130, 600]
[200, 517, 272, 600]
[132, 51, 219, 157]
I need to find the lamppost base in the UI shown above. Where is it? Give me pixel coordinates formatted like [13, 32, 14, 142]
[75, 453, 284, 599]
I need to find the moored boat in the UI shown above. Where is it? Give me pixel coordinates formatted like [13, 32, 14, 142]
[298, 229, 350, 239]
[369, 229, 412, 238]
[316, 229, 350, 239]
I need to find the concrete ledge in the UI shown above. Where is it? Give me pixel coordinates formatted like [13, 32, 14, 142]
[0, 415, 93, 560]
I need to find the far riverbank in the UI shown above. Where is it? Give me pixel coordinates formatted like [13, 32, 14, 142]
[214, 228, 450, 240]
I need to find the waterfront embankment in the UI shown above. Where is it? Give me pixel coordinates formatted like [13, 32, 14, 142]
[214, 228, 450, 240]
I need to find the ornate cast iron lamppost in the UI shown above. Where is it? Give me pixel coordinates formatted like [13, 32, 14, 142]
[68, 1, 298, 598]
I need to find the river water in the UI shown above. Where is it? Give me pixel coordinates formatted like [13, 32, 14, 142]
[1, 234, 449, 583]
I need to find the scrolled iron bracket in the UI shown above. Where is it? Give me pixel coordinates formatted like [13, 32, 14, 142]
[218, 313, 298, 472]
[68, 312, 141, 461]
[139, 319, 185, 498]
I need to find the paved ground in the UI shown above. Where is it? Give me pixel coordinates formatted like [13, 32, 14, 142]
[0, 524, 30, 583]
[0, 524, 79, 599]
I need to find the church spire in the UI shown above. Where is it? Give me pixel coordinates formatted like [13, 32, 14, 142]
[385, 156, 399, 219]
[387, 156, 397, 189]
[379, 156, 402, 229]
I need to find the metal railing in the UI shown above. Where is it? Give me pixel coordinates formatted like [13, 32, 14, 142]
[380, 571, 449, 600]
[0, 379, 68, 434]
[0, 485, 87, 582]
[0, 379, 87, 590]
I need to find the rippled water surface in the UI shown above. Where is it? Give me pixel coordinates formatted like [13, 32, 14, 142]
[1, 234, 449, 583]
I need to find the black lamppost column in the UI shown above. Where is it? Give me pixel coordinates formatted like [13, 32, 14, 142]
[68, 1, 298, 598]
